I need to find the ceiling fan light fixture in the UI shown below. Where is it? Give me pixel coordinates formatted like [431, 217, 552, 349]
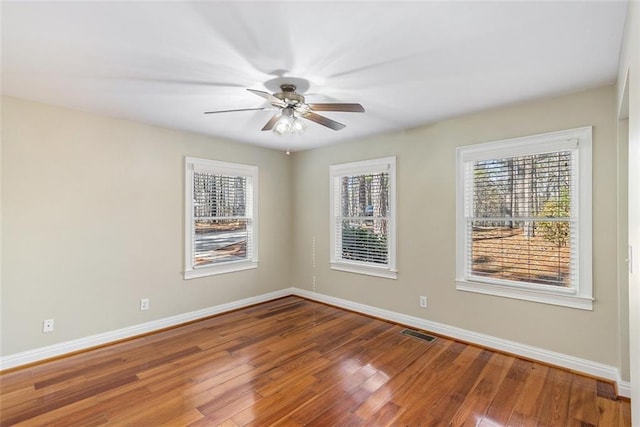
[291, 118, 306, 135]
[274, 116, 293, 135]
[273, 108, 305, 136]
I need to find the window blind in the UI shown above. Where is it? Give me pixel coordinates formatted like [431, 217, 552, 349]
[192, 172, 252, 267]
[336, 172, 390, 265]
[465, 151, 577, 287]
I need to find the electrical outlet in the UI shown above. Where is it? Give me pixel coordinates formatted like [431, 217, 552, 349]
[419, 296, 428, 308]
[43, 319, 54, 333]
[140, 298, 149, 311]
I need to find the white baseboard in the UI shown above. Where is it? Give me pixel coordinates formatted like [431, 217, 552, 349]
[290, 287, 632, 398]
[1, 286, 631, 399]
[618, 379, 632, 398]
[0, 288, 292, 371]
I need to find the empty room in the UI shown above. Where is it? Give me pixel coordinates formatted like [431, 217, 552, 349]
[1, 1, 639, 425]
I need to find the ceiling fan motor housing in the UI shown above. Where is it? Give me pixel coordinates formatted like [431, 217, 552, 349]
[274, 84, 305, 106]
[280, 84, 296, 93]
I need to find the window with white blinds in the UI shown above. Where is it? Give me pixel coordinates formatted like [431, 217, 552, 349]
[456, 127, 593, 310]
[184, 157, 258, 279]
[330, 157, 397, 279]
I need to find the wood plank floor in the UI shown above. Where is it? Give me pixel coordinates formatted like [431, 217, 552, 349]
[0, 296, 631, 426]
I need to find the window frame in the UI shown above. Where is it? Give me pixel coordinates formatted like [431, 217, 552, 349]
[184, 157, 258, 279]
[455, 127, 593, 310]
[330, 156, 397, 279]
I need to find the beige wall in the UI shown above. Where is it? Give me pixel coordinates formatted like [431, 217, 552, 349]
[291, 85, 622, 367]
[0, 96, 292, 356]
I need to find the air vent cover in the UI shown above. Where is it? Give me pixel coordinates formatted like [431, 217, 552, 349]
[401, 329, 436, 342]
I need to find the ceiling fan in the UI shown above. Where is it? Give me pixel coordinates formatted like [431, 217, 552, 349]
[204, 84, 365, 135]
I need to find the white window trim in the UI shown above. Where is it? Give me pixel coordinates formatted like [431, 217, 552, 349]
[455, 127, 593, 310]
[184, 157, 258, 279]
[330, 156, 397, 279]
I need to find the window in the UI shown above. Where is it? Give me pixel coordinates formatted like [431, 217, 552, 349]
[184, 157, 258, 279]
[330, 157, 397, 279]
[456, 127, 592, 310]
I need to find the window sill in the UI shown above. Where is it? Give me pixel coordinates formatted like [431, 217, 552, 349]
[331, 262, 397, 280]
[184, 260, 258, 280]
[456, 279, 593, 310]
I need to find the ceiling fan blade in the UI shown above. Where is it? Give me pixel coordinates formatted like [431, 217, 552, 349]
[302, 112, 346, 131]
[247, 89, 286, 107]
[204, 107, 275, 114]
[307, 103, 365, 113]
[261, 113, 281, 131]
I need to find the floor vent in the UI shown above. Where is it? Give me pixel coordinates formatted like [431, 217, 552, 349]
[401, 329, 436, 342]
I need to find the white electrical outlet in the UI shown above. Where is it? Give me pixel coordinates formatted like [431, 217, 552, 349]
[43, 319, 54, 333]
[419, 296, 428, 308]
[140, 298, 149, 311]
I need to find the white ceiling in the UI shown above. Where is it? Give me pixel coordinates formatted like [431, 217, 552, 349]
[1, 1, 628, 152]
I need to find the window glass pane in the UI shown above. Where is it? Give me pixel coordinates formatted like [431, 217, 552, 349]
[469, 151, 574, 288]
[473, 152, 572, 219]
[193, 173, 247, 218]
[194, 219, 248, 267]
[341, 219, 388, 264]
[193, 172, 249, 267]
[470, 219, 573, 287]
[339, 171, 389, 266]
[340, 172, 389, 217]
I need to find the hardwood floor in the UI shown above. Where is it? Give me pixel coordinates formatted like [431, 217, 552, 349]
[0, 296, 631, 426]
